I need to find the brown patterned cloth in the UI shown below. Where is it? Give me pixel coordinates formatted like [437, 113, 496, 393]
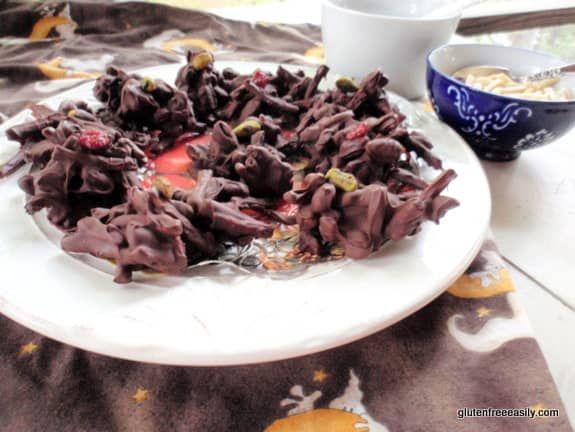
[0, 2, 572, 431]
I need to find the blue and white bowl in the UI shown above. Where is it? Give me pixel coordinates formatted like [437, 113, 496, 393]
[427, 44, 575, 161]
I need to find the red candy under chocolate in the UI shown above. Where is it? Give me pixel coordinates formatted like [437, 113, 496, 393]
[346, 122, 369, 140]
[142, 134, 210, 190]
[252, 70, 269, 88]
[148, 134, 210, 174]
[78, 129, 111, 150]
[149, 142, 192, 174]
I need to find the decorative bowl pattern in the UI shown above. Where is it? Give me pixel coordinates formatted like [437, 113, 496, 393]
[427, 44, 575, 161]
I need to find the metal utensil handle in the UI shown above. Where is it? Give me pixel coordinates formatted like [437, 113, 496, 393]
[559, 63, 575, 74]
[528, 63, 575, 81]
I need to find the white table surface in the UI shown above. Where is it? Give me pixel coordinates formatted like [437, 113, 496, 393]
[210, 1, 575, 421]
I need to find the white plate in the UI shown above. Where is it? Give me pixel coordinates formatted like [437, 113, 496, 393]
[0, 62, 490, 365]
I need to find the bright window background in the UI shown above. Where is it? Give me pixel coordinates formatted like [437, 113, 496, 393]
[145, 0, 575, 60]
[474, 26, 575, 61]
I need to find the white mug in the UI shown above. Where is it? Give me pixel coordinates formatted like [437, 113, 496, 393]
[322, 0, 460, 99]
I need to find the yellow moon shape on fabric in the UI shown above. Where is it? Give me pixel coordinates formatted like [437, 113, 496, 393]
[29, 16, 73, 40]
[447, 268, 515, 299]
[264, 408, 369, 432]
[304, 46, 325, 63]
[37, 58, 100, 80]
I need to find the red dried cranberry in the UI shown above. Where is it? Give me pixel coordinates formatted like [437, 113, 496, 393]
[346, 122, 369, 140]
[78, 129, 111, 150]
[252, 70, 269, 88]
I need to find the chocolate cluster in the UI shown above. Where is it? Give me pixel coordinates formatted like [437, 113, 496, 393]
[284, 170, 458, 258]
[62, 171, 273, 283]
[7, 101, 146, 230]
[187, 119, 292, 198]
[176, 51, 329, 128]
[94, 66, 201, 153]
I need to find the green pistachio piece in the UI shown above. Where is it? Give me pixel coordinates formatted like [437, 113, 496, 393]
[232, 118, 262, 138]
[191, 51, 214, 71]
[336, 76, 359, 93]
[325, 168, 358, 192]
[140, 76, 157, 93]
[152, 176, 174, 199]
[330, 245, 345, 257]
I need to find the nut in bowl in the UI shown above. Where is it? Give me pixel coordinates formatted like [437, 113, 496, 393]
[427, 44, 575, 161]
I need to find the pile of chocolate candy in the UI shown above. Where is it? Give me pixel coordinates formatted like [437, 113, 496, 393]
[2, 50, 458, 283]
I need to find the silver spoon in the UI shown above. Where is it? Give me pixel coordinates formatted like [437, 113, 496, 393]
[453, 64, 575, 83]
